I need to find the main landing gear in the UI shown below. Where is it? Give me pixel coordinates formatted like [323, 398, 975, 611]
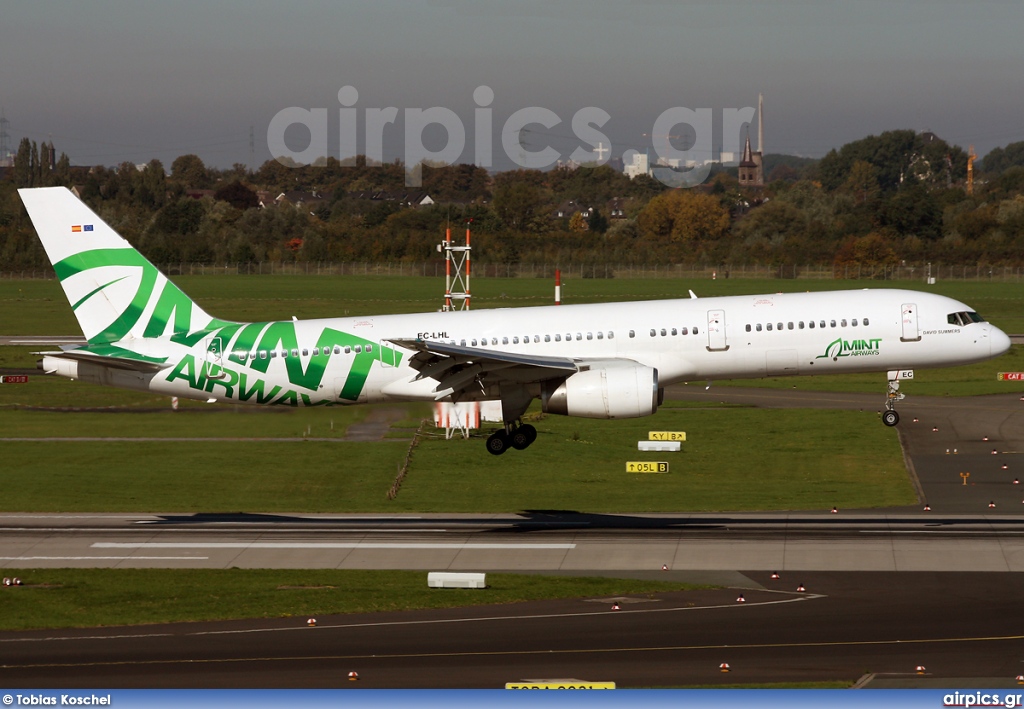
[883, 372, 907, 427]
[486, 422, 538, 455]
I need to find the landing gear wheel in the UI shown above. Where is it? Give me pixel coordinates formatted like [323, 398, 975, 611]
[486, 430, 511, 455]
[511, 424, 538, 450]
[882, 410, 899, 427]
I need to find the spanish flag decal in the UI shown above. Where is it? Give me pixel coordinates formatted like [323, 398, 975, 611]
[71, 225, 82, 232]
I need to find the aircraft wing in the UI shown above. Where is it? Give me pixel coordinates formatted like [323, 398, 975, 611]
[388, 338, 578, 398]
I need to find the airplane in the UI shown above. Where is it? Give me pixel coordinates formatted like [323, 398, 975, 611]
[18, 186, 1013, 455]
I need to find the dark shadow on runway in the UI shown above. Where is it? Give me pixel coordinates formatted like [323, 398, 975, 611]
[145, 510, 1024, 536]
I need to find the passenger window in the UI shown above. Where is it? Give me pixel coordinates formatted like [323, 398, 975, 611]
[544, 335, 551, 342]
[313, 348, 320, 356]
[554, 334, 561, 342]
[767, 323, 773, 331]
[841, 319, 847, 327]
[534, 335, 540, 343]
[830, 320, 836, 328]
[259, 351, 266, 359]
[344, 346, 351, 354]
[575, 333, 582, 341]
[597, 332, 604, 339]
[660, 329, 667, 337]
[863, 318, 869, 326]
[302, 349, 309, 356]
[512, 337, 519, 344]
[650, 329, 656, 337]
[745, 324, 751, 332]
[852, 319, 858, 327]
[629, 330, 635, 338]
[672, 328, 678, 336]
[788, 322, 794, 330]
[681, 327, 688, 335]
[820, 321, 826, 328]
[608, 332, 615, 339]
[366, 345, 373, 353]
[471, 339, 477, 346]
[354, 345, 362, 353]
[777, 322, 783, 331]
[503, 337, 509, 345]
[808, 321, 815, 329]
[799, 322, 805, 329]
[270, 351, 277, 358]
[281, 350, 288, 358]
[692, 327, 698, 335]
[755, 324, 762, 332]
[587, 333, 593, 340]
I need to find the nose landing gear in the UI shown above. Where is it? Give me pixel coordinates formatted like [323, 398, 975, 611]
[883, 370, 912, 427]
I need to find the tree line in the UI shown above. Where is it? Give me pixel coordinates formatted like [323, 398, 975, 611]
[3, 130, 1024, 272]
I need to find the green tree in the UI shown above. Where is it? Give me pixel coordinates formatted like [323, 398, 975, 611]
[493, 181, 544, 231]
[214, 181, 259, 211]
[170, 154, 211, 189]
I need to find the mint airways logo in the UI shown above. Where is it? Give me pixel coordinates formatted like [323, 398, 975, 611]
[167, 354, 333, 407]
[816, 337, 883, 359]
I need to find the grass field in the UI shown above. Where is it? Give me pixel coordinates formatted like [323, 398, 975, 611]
[0, 568, 709, 631]
[0, 397, 913, 513]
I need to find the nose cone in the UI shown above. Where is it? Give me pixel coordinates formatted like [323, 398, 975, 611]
[990, 326, 1012, 357]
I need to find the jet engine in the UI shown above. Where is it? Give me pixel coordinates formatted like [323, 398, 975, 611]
[542, 365, 659, 419]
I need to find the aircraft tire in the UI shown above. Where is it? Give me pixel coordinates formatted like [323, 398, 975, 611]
[511, 424, 537, 450]
[487, 430, 511, 455]
[882, 410, 899, 427]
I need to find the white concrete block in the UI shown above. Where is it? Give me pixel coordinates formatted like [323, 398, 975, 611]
[427, 571, 487, 588]
[638, 441, 681, 452]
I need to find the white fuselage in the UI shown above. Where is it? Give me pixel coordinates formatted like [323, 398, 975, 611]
[98, 288, 1008, 408]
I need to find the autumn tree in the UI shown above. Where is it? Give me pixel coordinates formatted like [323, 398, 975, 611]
[636, 189, 730, 244]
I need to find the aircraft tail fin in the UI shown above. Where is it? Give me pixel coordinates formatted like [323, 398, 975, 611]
[18, 187, 223, 344]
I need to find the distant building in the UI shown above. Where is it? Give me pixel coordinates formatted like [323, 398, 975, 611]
[624, 152, 650, 179]
[350, 190, 434, 207]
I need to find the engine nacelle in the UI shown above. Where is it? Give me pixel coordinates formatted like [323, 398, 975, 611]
[542, 365, 659, 419]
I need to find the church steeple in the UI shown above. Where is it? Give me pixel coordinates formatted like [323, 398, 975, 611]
[738, 105, 764, 188]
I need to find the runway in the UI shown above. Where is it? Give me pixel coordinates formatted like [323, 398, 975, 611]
[5, 512, 1024, 572]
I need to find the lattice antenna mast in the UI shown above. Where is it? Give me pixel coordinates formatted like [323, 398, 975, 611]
[440, 220, 472, 311]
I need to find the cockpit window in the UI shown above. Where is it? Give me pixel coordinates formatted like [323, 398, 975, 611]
[948, 311, 986, 326]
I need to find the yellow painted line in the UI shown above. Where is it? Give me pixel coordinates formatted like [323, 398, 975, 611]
[506, 682, 615, 689]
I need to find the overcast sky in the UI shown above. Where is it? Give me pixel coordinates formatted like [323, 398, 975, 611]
[2, 0, 1022, 170]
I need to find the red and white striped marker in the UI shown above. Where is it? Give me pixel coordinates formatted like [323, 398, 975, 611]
[554, 269, 561, 305]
